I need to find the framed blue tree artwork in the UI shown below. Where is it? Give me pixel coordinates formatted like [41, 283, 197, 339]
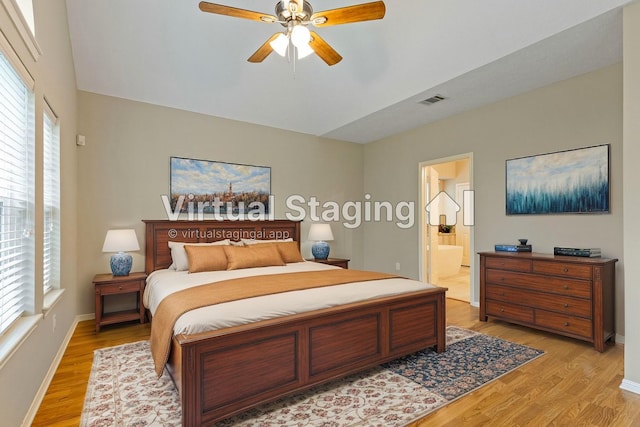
[506, 144, 609, 215]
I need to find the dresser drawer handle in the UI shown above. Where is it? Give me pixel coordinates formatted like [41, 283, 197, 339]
[499, 277, 505, 282]
[500, 292, 505, 296]
[564, 322, 570, 327]
[118, 285, 123, 290]
[563, 285, 569, 290]
[563, 303, 569, 308]
[563, 268, 569, 273]
[500, 308, 505, 312]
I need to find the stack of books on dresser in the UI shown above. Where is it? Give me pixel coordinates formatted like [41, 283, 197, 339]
[554, 247, 601, 257]
[494, 244, 532, 252]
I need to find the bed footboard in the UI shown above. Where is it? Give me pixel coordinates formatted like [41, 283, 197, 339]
[169, 288, 446, 426]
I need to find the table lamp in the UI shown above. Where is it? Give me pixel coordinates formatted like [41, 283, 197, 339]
[102, 229, 140, 276]
[308, 223, 334, 260]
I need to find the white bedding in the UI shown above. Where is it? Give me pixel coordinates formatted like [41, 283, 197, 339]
[144, 261, 438, 336]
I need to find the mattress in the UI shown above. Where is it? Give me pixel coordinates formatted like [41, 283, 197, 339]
[144, 261, 437, 336]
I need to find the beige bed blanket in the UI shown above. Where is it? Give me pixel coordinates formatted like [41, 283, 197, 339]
[150, 269, 398, 375]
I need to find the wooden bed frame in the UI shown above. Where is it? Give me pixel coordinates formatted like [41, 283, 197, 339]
[143, 219, 447, 426]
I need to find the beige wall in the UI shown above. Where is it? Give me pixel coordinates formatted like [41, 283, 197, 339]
[0, 0, 78, 425]
[622, 1, 640, 389]
[363, 64, 625, 334]
[75, 92, 365, 314]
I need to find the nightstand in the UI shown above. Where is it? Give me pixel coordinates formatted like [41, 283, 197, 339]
[93, 272, 147, 332]
[306, 258, 350, 269]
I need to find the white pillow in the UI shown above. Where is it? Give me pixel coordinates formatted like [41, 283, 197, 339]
[241, 238, 294, 245]
[168, 239, 230, 271]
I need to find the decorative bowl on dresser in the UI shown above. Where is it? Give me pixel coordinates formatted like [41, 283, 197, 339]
[479, 251, 617, 352]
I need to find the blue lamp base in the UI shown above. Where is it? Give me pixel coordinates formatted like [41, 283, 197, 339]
[110, 252, 133, 276]
[311, 241, 330, 260]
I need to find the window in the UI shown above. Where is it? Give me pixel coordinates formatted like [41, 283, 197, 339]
[43, 103, 60, 293]
[0, 0, 39, 61]
[0, 50, 35, 335]
[14, 0, 34, 35]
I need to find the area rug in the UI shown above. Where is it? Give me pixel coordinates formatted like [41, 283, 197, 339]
[81, 326, 543, 426]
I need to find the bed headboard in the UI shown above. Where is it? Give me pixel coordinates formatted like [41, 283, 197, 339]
[142, 219, 301, 274]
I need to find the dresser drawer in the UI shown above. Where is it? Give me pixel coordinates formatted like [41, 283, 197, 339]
[486, 300, 534, 323]
[486, 284, 591, 318]
[98, 281, 142, 295]
[485, 257, 531, 272]
[486, 269, 592, 299]
[535, 310, 592, 339]
[532, 261, 592, 280]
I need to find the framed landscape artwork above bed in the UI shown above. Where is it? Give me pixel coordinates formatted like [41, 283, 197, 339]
[170, 156, 271, 215]
[505, 144, 610, 215]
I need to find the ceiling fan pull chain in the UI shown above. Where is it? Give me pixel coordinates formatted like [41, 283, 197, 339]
[293, 46, 297, 77]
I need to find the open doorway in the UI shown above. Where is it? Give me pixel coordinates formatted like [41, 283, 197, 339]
[419, 154, 473, 303]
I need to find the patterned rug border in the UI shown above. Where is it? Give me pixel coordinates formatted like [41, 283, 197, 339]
[403, 330, 546, 424]
[81, 326, 544, 426]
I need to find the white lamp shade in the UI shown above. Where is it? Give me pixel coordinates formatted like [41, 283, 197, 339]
[270, 33, 289, 57]
[296, 42, 314, 59]
[290, 25, 311, 48]
[308, 223, 334, 241]
[102, 229, 140, 252]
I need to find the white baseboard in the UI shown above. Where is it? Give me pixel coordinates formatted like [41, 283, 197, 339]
[78, 312, 95, 321]
[620, 379, 640, 395]
[22, 315, 84, 427]
[615, 333, 625, 344]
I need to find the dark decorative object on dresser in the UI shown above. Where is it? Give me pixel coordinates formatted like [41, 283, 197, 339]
[479, 251, 617, 352]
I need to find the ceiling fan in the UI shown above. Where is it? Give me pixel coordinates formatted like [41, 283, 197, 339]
[198, 0, 386, 66]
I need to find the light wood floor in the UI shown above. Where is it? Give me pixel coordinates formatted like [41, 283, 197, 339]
[32, 300, 640, 426]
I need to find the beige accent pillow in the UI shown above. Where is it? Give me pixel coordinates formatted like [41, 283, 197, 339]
[184, 245, 228, 273]
[241, 238, 293, 245]
[261, 241, 304, 263]
[223, 244, 286, 270]
[168, 239, 230, 271]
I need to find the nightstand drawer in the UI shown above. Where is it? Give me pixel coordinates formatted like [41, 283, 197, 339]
[306, 258, 350, 269]
[99, 281, 141, 295]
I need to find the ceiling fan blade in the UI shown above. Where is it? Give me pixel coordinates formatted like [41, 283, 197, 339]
[199, 2, 277, 23]
[248, 33, 281, 63]
[310, 1, 385, 27]
[309, 31, 342, 66]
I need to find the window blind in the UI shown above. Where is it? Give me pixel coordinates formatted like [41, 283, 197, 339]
[0, 51, 34, 335]
[43, 103, 59, 293]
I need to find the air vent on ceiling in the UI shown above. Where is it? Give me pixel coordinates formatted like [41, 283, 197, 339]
[419, 95, 446, 106]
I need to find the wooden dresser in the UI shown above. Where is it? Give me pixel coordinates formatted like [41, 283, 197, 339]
[479, 251, 617, 351]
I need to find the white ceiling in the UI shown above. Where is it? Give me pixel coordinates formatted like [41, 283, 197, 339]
[65, 0, 630, 144]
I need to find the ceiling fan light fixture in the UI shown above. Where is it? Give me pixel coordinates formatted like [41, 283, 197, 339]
[296, 42, 314, 59]
[290, 25, 311, 48]
[198, 0, 386, 66]
[270, 33, 289, 56]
